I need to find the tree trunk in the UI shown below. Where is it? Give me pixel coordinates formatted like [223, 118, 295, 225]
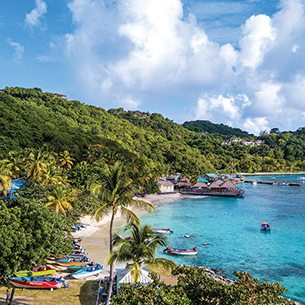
[105, 210, 115, 305]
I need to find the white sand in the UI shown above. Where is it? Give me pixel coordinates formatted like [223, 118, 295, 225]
[71, 193, 186, 278]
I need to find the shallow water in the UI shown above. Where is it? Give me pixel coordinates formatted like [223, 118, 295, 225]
[139, 175, 305, 303]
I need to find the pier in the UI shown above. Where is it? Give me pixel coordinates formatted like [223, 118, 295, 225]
[243, 179, 302, 186]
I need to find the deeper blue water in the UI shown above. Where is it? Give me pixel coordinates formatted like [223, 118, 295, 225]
[139, 175, 305, 303]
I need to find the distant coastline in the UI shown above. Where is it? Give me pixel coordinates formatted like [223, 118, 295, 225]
[240, 171, 305, 176]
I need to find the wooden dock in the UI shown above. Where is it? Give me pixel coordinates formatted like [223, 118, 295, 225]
[243, 179, 302, 186]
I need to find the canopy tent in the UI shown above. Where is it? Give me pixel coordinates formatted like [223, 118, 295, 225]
[116, 268, 152, 294]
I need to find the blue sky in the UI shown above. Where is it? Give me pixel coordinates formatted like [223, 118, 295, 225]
[2, 0, 305, 134]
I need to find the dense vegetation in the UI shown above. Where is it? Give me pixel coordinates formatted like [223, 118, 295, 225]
[0, 86, 300, 303]
[1, 87, 305, 175]
[183, 119, 253, 138]
[112, 266, 293, 305]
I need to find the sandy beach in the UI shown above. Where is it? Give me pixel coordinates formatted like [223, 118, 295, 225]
[72, 193, 185, 279]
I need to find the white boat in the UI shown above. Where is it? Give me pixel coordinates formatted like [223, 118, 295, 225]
[151, 228, 173, 234]
[163, 247, 198, 256]
[71, 265, 103, 279]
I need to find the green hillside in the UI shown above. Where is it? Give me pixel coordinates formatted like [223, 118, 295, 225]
[182, 120, 253, 138]
[2, 86, 305, 174]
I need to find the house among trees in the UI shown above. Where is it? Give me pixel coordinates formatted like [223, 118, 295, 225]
[55, 93, 67, 99]
[157, 180, 175, 193]
[221, 138, 265, 146]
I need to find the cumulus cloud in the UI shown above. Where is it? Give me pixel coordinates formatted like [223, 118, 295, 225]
[6, 39, 24, 61]
[62, 0, 305, 134]
[25, 0, 47, 28]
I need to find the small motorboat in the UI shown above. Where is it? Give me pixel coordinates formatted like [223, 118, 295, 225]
[151, 228, 173, 234]
[182, 234, 195, 238]
[260, 222, 271, 231]
[202, 243, 210, 246]
[10, 276, 69, 290]
[71, 265, 103, 279]
[163, 247, 198, 256]
[15, 266, 56, 277]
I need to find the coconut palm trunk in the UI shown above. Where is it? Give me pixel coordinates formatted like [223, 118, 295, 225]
[91, 162, 155, 305]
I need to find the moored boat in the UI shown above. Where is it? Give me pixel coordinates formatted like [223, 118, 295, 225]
[71, 265, 103, 279]
[15, 266, 56, 277]
[151, 228, 173, 234]
[163, 247, 198, 255]
[10, 276, 69, 290]
[260, 222, 271, 231]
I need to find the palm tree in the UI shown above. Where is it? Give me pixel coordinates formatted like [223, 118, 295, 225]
[5, 151, 24, 179]
[24, 149, 50, 182]
[108, 223, 176, 283]
[91, 162, 155, 305]
[0, 161, 12, 199]
[58, 150, 75, 170]
[45, 186, 77, 214]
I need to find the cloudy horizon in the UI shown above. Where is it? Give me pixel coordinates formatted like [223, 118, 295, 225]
[2, 0, 305, 135]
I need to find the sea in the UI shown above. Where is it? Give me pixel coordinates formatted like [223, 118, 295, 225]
[139, 175, 305, 303]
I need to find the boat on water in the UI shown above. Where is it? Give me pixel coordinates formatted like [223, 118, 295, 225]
[151, 228, 173, 234]
[182, 234, 195, 238]
[260, 222, 271, 231]
[71, 264, 103, 279]
[163, 247, 198, 255]
[10, 276, 69, 290]
[15, 266, 56, 277]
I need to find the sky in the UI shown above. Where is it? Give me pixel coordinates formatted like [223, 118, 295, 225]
[1, 0, 305, 135]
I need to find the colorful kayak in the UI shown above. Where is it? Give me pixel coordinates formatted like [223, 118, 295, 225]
[55, 259, 90, 267]
[15, 266, 56, 277]
[10, 276, 69, 290]
[164, 247, 198, 256]
[71, 265, 103, 280]
[68, 264, 96, 272]
[260, 222, 271, 231]
[151, 228, 173, 234]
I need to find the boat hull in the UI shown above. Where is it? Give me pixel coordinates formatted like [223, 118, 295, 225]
[165, 248, 198, 256]
[55, 260, 90, 267]
[15, 269, 56, 277]
[10, 277, 67, 289]
[72, 266, 103, 279]
[151, 228, 173, 234]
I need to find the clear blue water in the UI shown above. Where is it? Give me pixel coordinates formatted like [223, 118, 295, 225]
[139, 175, 305, 303]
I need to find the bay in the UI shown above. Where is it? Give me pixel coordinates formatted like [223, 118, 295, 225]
[139, 174, 305, 303]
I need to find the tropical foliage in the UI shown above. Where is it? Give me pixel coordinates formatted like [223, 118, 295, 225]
[108, 223, 175, 283]
[111, 266, 293, 305]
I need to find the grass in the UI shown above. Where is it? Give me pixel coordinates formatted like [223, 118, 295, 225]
[0, 279, 99, 305]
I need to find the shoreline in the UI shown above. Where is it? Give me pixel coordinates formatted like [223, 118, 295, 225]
[240, 171, 305, 176]
[72, 193, 187, 277]
[72, 192, 303, 305]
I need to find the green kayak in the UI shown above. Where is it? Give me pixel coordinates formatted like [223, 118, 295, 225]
[68, 264, 92, 272]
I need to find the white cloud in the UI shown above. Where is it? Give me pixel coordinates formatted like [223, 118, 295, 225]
[120, 95, 141, 109]
[242, 117, 269, 135]
[238, 14, 276, 69]
[6, 39, 24, 61]
[61, 0, 305, 135]
[25, 0, 47, 28]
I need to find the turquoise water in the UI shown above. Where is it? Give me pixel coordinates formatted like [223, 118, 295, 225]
[139, 175, 305, 303]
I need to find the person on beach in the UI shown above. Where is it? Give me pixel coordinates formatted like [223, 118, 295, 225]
[6, 289, 10, 304]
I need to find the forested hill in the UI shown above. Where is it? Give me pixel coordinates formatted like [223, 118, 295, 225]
[182, 120, 253, 138]
[2, 86, 305, 174]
